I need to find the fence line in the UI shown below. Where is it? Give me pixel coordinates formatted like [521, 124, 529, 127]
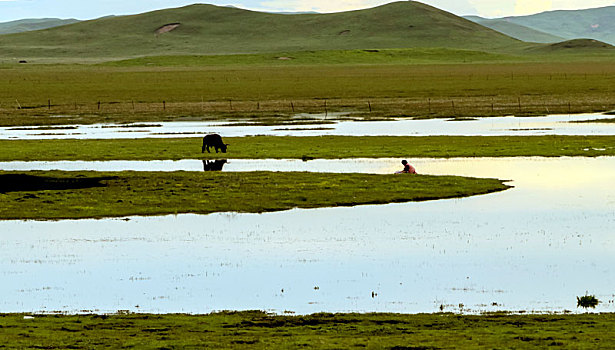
[1, 98, 614, 119]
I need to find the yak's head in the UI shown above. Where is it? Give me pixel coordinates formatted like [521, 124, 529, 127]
[221, 144, 229, 153]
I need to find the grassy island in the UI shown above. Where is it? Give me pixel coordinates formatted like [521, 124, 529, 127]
[0, 170, 509, 220]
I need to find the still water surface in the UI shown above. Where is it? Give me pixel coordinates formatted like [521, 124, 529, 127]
[1, 157, 614, 314]
[2, 113, 614, 139]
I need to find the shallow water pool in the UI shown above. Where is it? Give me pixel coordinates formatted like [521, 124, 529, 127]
[1, 157, 614, 314]
[2, 113, 615, 139]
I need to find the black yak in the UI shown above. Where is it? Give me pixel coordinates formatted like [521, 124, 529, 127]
[202, 134, 228, 153]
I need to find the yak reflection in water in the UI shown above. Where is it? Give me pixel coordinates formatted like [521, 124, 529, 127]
[202, 159, 227, 171]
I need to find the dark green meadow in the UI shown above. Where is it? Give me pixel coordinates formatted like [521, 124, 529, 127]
[1, 135, 614, 161]
[2, 311, 614, 349]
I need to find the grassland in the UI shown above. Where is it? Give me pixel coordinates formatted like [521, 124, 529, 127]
[103, 48, 523, 67]
[2, 311, 614, 348]
[1, 136, 614, 161]
[1, 59, 614, 126]
[0, 170, 508, 220]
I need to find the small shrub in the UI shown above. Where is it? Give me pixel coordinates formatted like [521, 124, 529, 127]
[577, 294, 600, 309]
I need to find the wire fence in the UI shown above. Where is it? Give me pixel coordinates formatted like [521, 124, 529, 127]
[1, 96, 614, 120]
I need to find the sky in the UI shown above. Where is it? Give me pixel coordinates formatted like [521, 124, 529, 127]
[0, 0, 614, 22]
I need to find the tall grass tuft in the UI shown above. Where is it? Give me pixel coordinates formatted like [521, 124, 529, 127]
[577, 294, 600, 309]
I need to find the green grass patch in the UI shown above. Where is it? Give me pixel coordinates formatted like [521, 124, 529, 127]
[0, 170, 509, 220]
[1, 136, 615, 161]
[2, 311, 614, 348]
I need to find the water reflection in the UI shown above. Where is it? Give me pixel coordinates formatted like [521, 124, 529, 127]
[202, 159, 227, 171]
[0, 173, 113, 192]
[2, 113, 615, 139]
[0, 158, 403, 173]
[0, 157, 614, 315]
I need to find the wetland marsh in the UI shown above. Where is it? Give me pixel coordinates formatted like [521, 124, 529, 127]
[2, 113, 615, 139]
[3, 3, 615, 347]
[1, 157, 614, 315]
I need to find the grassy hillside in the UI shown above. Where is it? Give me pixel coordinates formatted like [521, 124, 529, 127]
[464, 15, 564, 43]
[528, 38, 615, 54]
[0, 1, 526, 62]
[501, 6, 615, 45]
[0, 18, 79, 34]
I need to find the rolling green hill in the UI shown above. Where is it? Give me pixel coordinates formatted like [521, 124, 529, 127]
[464, 15, 564, 43]
[495, 6, 615, 45]
[526, 38, 615, 54]
[0, 1, 526, 62]
[0, 18, 80, 34]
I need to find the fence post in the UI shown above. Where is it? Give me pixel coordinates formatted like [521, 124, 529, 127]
[324, 100, 328, 118]
[518, 97, 521, 113]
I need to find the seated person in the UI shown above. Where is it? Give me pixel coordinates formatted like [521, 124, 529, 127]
[395, 159, 416, 174]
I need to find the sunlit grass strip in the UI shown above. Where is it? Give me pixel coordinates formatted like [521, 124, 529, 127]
[1, 311, 615, 348]
[1, 136, 614, 161]
[0, 170, 509, 220]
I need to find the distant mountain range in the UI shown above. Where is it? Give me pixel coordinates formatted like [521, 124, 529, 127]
[463, 16, 564, 43]
[0, 18, 79, 34]
[465, 6, 615, 45]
